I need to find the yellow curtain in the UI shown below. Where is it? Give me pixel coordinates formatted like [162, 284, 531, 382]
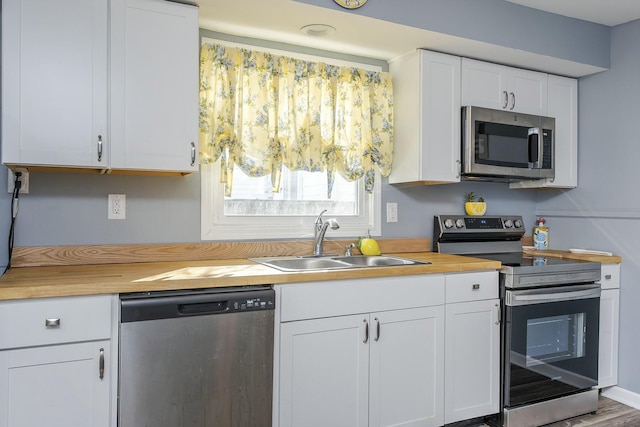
[198, 43, 394, 197]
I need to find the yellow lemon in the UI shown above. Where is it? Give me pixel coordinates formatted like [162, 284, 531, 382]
[465, 202, 487, 216]
[358, 237, 381, 256]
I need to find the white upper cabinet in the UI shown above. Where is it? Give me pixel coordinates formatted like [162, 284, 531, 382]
[510, 75, 578, 189]
[461, 58, 548, 116]
[389, 50, 461, 184]
[2, 0, 198, 174]
[2, 0, 109, 170]
[110, 0, 199, 173]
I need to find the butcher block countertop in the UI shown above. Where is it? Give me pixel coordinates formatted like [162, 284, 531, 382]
[523, 248, 622, 264]
[0, 239, 620, 301]
[0, 245, 499, 301]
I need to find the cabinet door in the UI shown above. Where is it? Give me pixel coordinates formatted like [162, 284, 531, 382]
[369, 306, 445, 427]
[389, 50, 461, 184]
[444, 299, 500, 424]
[598, 288, 620, 388]
[0, 341, 110, 427]
[461, 59, 508, 110]
[2, 0, 108, 169]
[279, 315, 369, 427]
[508, 68, 548, 115]
[511, 75, 577, 189]
[110, 0, 199, 173]
[461, 59, 547, 115]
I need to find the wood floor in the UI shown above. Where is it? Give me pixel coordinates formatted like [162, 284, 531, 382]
[544, 396, 640, 426]
[479, 396, 640, 426]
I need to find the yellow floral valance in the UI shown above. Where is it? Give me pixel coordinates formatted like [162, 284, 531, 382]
[198, 43, 394, 197]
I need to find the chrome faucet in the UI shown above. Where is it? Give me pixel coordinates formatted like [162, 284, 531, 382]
[313, 210, 340, 257]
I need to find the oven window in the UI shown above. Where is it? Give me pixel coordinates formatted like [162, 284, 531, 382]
[526, 313, 585, 366]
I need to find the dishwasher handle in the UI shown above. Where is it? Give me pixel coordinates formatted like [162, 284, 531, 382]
[178, 300, 228, 315]
[120, 286, 275, 322]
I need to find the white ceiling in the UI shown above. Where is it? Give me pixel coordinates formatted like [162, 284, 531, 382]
[503, 0, 640, 26]
[197, 0, 640, 77]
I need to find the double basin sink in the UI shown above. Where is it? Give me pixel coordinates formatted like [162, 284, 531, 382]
[250, 255, 428, 272]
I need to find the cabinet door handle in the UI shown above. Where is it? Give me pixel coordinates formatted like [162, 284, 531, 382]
[374, 317, 380, 342]
[45, 318, 60, 328]
[509, 92, 516, 110]
[363, 319, 369, 344]
[456, 159, 461, 178]
[495, 303, 501, 325]
[99, 348, 105, 380]
[605, 274, 612, 280]
[190, 141, 196, 166]
[97, 135, 103, 162]
[502, 91, 509, 109]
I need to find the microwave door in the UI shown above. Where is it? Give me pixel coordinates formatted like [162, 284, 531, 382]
[528, 127, 541, 169]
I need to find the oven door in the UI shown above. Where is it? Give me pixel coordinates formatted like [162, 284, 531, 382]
[503, 284, 600, 408]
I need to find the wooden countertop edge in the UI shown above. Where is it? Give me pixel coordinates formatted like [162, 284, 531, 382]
[523, 249, 622, 264]
[0, 253, 500, 301]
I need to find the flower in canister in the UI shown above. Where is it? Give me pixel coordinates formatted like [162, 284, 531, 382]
[464, 192, 487, 216]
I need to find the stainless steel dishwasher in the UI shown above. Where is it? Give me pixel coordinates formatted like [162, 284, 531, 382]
[118, 285, 275, 427]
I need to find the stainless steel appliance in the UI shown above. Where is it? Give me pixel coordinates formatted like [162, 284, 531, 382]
[433, 215, 601, 427]
[462, 106, 555, 181]
[118, 286, 275, 427]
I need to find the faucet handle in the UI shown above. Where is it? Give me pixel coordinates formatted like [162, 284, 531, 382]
[345, 243, 355, 256]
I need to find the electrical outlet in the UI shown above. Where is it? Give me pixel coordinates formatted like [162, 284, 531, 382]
[108, 194, 126, 220]
[7, 168, 29, 194]
[386, 202, 398, 223]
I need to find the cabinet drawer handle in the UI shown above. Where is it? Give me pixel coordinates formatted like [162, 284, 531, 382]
[472, 283, 480, 290]
[363, 319, 369, 344]
[99, 348, 105, 380]
[45, 318, 61, 328]
[502, 91, 509, 109]
[374, 317, 380, 342]
[97, 135, 103, 162]
[190, 141, 196, 166]
[605, 274, 612, 280]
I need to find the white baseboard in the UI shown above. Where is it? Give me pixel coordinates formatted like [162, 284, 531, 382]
[601, 386, 640, 410]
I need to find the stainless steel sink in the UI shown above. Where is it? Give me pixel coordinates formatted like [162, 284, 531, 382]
[249, 255, 428, 272]
[332, 255, 425, 267]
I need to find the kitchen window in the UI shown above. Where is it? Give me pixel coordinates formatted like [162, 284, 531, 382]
[199, 39, 390, 241]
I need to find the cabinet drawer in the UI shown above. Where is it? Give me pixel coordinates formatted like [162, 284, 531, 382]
[600, 264, 620, 290]
[278, 274, 445, 322]
[0, 295, 112, 350]
[445, 271, 498, 303]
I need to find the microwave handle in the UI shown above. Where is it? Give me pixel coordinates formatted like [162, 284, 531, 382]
[528, 127, 541, 168]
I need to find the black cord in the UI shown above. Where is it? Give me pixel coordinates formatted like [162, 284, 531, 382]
[4, 172, 22, 275]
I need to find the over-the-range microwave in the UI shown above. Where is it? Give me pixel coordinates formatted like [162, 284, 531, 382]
[461, 106, 555, 182]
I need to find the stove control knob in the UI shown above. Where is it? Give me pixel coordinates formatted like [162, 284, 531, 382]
[443, 219, 454, 229]
[504, 219, 514, 228]
[514, 219, 523, 229]
[455, 219, 465, 229]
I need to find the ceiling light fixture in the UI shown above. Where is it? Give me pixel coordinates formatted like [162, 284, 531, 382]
[300, 24, 336, 37]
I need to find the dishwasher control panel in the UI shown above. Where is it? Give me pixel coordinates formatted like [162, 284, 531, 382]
[120, 286, 275, 322]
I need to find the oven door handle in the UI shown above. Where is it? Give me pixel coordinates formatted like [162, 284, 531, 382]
[506, 285, 600, 306]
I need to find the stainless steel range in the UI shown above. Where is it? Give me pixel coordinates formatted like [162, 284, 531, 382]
[433, 215, 601, 427]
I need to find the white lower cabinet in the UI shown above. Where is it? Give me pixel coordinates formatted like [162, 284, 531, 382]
[0, 295, 115, 427]
[0, 341, 110, 427]
[444, 271, 500, 424]
[275, 275, 446, 427]
[598, 263, 621, 389]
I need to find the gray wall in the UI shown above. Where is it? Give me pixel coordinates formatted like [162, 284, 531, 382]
[296, 0, 611, 70]
[537, 19, 640, 395]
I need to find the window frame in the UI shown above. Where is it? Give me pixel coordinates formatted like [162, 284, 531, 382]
[199, 38, 383, 241]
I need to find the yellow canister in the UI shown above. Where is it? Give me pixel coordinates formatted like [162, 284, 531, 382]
[533, 218, 549, 250]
